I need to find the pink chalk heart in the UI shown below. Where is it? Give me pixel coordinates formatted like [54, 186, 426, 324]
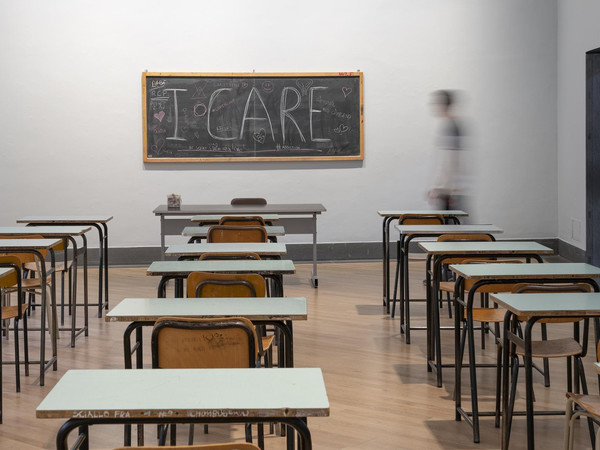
[341, 86, 352, 98]
[154, 111, 165, 122]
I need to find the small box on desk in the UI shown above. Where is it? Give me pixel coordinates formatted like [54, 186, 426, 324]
[167, 194, 181, 210]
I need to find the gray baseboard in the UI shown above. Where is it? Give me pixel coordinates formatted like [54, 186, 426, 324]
[85, 237, 583, 266]
[558, 239, 586, 262]
[91, 243, 383, 266]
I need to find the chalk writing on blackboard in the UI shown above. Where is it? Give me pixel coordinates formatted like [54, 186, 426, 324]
[143, 72, 364, 162]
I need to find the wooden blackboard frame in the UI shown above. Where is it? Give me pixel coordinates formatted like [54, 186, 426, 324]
[142, 72, 364, 163]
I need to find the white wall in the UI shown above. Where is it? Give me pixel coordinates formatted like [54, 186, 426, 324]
[557, 0, 600, 251]
[0, 1, 559, 249]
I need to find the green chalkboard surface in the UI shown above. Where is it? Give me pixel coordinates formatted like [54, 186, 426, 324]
[142, 72, 363, 162]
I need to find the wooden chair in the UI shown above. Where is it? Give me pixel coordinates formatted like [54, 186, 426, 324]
[0, 256, 28, 392]
[186, 272, 275, 436]
[510, 283, 592, 388]
[563, 341, 600, 449]
[207, 225, 267, 243]
[458, 258, 524, 349]
[230, 198, 267, 205]
[454, 259, 524, 433]
[187, 272, 266, 298]
[503, 284, 593, 441]
[218, 217, 276, 242]
[23, 237, 73, 329]
[186, 272, 273, 365]
[115, 443, 261, 450]
[151, 316, 259, 446]
[391, 214, 444, 337]
[564, 392, 600, 450]
[152, 316, 259, 369]
[436, 234, 494, 318]
[0, 236, 56, 342]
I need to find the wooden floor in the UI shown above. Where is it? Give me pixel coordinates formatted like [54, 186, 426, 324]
[0, 261, 595, 449]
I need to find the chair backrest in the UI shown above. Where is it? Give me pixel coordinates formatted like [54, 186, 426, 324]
[512, 283, 591, 323]
[151, 317, 258, 369]
[187, 272, 266, 298]
[398, 214, 444, 225]
[0, 235, 49, 264]
[437, 234, 494, 264]
[207, 225, 268, 243]
[198, 252, 261, 261]
[230, 198, 267, 205]
[462, 258, 524, 293]
[0, 256, 21, 289]
[219, 216, 266, 227]
[0, 255, 24, 319]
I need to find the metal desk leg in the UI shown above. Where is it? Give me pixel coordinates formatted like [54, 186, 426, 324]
[82, 235, 89, 336]
[158, 277, 168, 298]
[175, 278, 184, 297]
[310, 213, 318, 288]
[425, 254, 433, 371]
[160, 216, 166, 261]
[37, 251, 48, 386]
[466, 288, 480, 443]
[382, 217, 388, 308]
[524, 319, 536, 450]
[157, 275, 179, 298]
[0, 298, 2, 422]
[402, 238, 411, 343]
[123, 321, 149, 447]
[95, 224, 104, 318]
[101, 223, 109, 311]
[454, 279, 464, 422]
[501, 313, 512, 450]
[38, 248, 58, 385]
[383, 217, 394, 312]
[433, 258, 445, 386]
[69, 238, 78, 347]
[50, 249, 58, 371]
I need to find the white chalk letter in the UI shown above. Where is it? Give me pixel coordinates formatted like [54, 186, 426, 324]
[280, 87, 306, 143]
[240, 87, 275, 141]
[164, 89, 187, 141]
[207, 88, 235, 141]
[308, 87, 331, 142]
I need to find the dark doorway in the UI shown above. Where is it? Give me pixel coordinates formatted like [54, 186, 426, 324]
[587, 47, 600, 265]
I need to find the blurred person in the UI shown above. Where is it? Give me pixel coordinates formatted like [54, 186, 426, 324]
[428, 90, 469, 212]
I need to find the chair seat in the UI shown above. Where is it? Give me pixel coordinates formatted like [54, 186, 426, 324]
[3, 275, 52, 292]
[439, 281, 455, 293]
[21, 276, 52, 289]
[566, 392, 600, 417]
[512, 337, 583, 358]
[24, 261, 72, 273]
[1, 304, 27, 321]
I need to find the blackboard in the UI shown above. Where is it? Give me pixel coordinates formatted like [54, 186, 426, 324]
[142, 72, 363, 162]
